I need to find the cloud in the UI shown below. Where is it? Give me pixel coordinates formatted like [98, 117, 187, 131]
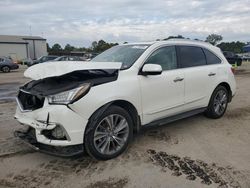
[0, 0, 249, 47]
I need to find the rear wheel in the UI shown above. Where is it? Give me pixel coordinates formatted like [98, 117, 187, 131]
[84, 105, 133, 160]
[237, 60, 242, 66]
[1, 66, 10, 73]
[205, 86, 229, 119]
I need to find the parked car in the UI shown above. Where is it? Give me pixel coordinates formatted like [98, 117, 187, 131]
[0, 56, 19, 73]
[27, 55, 58, 66]
[15, 40, 236, 160]
[53, 56, 85, 61]
[20, 58, 33, 65]
[223, 51, 242, 66]
[241, 54, 250, 61]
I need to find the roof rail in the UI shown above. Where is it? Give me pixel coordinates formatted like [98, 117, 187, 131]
[167, 38, 212, 45]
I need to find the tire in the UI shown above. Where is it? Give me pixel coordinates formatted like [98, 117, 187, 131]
[237, 60, 242, 66]
[84, 105, 133, 160]
[205, 86, 229, 119]
[1, 66, 10, 73]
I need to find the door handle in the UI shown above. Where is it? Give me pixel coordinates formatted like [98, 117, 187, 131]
[173, 77, 184, 82]
[208, 72, 216, 76]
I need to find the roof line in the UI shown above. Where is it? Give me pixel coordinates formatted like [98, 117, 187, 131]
[0, 41, 28, 44]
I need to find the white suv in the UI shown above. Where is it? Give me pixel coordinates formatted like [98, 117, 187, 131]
[15, 40, 236, 160]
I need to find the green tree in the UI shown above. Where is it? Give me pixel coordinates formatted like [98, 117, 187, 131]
[92, 40, 118, 53]
[51, 43, 62, 51]
[217, 41, 246, 53]
[205, 34, 223, 45]
[91, 41, 98, 50]
[164, 35, 185, 40]
[64, 44, 75, 52]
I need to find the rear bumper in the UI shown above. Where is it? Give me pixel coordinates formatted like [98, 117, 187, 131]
[14, 128, 84, 157]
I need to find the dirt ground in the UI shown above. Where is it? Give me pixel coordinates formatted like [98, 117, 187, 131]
[0, 63, 250, 188]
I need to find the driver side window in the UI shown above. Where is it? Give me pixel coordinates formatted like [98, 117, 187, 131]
[145, 46, 177, 70]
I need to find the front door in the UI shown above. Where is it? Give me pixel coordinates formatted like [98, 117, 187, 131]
[139, 46, 185, 125]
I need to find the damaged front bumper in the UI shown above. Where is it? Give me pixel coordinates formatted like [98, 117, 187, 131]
[14, 128, 84, 157]
[14, 99, 89, 156]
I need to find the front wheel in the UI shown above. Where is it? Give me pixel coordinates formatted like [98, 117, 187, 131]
[205, 86, 229, 119]
[84, 105, 133, 160]
[1, 66, 10, 73]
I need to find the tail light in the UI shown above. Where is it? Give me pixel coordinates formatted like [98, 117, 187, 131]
[231, 67, 235, 74]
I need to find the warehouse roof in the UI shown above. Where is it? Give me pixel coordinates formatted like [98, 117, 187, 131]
[0, 35, 46, 44]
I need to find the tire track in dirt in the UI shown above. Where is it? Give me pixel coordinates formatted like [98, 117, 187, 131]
[1, 149, 248, 188]
[143, 129, 179, 144]
[0, 157, 96, 188]
[0, 150, 143, 188]
[147, 149, 249, 188]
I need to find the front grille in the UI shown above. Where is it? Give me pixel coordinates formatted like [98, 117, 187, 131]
[17, 90, 44, 111]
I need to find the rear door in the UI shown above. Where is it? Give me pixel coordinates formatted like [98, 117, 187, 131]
[139, 46, 185, 124]
[177, 45, 217, 110]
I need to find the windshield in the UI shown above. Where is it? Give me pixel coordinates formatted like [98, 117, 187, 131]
[91, 44, 149, 69]
[37, 56, 45, 61]
[54, 57, 62, 61]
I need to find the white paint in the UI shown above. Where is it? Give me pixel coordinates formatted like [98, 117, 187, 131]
[24, 61, 122, 80]
[15, 40, 236, 148]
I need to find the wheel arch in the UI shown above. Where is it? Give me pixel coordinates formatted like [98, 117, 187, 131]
[216, 82, 232, 102]
[111, 100, 141, 133]
[85, 100, 141, 136]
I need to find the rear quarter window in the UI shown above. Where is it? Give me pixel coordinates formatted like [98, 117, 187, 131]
[178, 46, 206, 68]
[203, 49, 221, 64]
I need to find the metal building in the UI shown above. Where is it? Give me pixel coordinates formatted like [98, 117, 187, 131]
[0, 35, 47, 61]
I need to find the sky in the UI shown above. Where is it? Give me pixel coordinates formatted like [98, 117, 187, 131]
[0, 0, 249, 47]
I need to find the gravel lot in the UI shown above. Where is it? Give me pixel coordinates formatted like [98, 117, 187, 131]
[0, 63, 250, 188]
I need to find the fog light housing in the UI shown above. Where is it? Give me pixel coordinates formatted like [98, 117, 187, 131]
[41, 125, 69, 140]
[52, 125, 66, 139]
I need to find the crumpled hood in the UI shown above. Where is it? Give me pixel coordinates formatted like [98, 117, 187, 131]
[24, 61, 122, 80]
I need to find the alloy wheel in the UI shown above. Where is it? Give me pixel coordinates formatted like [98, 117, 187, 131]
[2, 66, 10, 73]
[93, 114, 129, 155]
[213, 90, 227, 116]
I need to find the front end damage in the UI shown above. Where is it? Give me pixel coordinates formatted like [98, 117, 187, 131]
[14, 63, 120, 157]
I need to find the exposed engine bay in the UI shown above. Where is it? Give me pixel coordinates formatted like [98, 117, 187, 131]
[17, 69, 118, 111]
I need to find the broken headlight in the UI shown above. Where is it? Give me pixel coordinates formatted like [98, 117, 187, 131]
[48, 83, 91, 104]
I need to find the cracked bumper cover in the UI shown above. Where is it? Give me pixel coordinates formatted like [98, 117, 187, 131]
[14, 102, 88, 155]
[14, 128, 84, 157]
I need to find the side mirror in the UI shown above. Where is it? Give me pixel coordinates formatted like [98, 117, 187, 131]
[141, 64, 162, 75]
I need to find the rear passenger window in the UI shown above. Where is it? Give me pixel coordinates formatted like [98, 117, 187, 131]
[178, 46, 206, 68]
[203, 49, 221, 64]
[145, 46, 177, 70]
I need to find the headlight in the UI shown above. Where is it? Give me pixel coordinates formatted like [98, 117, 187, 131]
[48, 83, 91, 104]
